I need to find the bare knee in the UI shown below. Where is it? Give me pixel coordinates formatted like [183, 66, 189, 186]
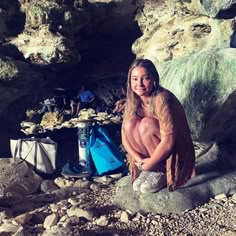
[123, 116, 141, 134]
[139, 117, 160, 137]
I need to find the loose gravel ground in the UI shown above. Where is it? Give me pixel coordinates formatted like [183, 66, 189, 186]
[1, 178, 236, 236]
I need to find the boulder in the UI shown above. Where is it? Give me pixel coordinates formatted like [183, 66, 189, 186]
[133, 0, 234, 62]
[10, 25, 80, 66]
[198, 0, 236, 17]
[113, 142, 236, 214]
[156, 48, 236, 141]
[0, 158, 42, 206]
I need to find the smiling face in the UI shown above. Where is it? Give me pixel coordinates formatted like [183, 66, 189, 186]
[130, 66, 154, 97]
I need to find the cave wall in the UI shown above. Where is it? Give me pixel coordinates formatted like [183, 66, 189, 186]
[0, 0, 140, 129]
[0, 0, 235, 155]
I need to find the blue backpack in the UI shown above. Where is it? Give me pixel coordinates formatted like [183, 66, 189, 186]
[89, 125, 124, 175]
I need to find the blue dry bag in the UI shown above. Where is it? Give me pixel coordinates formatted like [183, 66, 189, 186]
[89, 125, 123, 175]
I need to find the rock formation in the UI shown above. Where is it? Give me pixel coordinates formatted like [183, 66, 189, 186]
[0, 0, 235, 215]
[113, 0, 236, 213]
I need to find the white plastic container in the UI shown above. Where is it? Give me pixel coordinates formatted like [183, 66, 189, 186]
[77, 121, 91, 166]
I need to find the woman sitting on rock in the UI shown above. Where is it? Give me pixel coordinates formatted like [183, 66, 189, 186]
[122, 59, 195, 193]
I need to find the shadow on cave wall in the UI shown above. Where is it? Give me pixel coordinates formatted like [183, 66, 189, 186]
[0, 0, 26, 37]
[0, 0, 142, 156]
[201, 91, 236, 144]
[182, 80, 219, 141]
[217, 3, 236, 19]
[183, 77, 236, 144]
[230, 29, 236, 48]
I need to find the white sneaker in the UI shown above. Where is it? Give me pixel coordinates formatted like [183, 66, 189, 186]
[132, 171, 149, 191]
[140, 172, 166, 193]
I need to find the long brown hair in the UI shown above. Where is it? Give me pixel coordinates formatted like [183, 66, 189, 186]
[124, 58, 162, 119]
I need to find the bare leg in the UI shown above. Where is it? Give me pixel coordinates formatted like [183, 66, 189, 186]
[139, 117, 165, 171]
[139, 117, 161, 155]
[123, 115, 149, 157]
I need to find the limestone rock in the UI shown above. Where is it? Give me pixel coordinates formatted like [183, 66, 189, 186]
[94, 215, 109, 226]
[40, 180, 59, 193]
[42, 226, 77, 236]
[113, 143, 236, 213]
[199, 0, 236, 17]
[67, 207, 94, 221]
[120, 211, 130, 223]
[0, 158, 42, 206]
[21, 0, 91, 33]
[157, 48, 236, 140]
[133, 0, 234, 62]
[43, 213, 58, 229]
[13, 213, 33, 225]
[10, 25, 79, 66]
[0, 222, 21, 234]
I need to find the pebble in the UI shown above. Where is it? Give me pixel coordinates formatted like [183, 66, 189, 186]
[0, 175, 234, 235]
[90, 183, 101, 191]
[43, 213, 58, 229]
[0, 222, 21, 233]
[68, 197, 80, 206]
[67, 207, 93, 221]
[13, 213, 33, 225]
[93, 176, 113, 184]
[199, 207, 208, 212]
[232, 193, 236, 200]
[73, 179, 91, 188]
[215, 193, 227, 200]
[120, 211, 130, 223]
[95, 215, 109, 226]
[207, 203, 223, 209]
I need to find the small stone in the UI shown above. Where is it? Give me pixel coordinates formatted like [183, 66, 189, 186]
[43, 213, 58, 229]
[214, 193, 227, 200]
[93, 176, 113, 184]
[54, 177, 74, 188]
[223, 231, 236, 236]
[0, 222, 21, 234]
[59, 215, 68, 222]
[73, 179, 91, 188]
[120, 211, 130, 223]
[67, 207, 93, 221]
[0, 208, 12, 219]
[207, 203, 222, 209]
[68, 197, 80, 206]
[232, 193, 236, 200]
[40, 180, 59, 192]
[50, 204, 60, 213]
[109, 173, 123, 180]
[199, 207, 208, 212]
[89, 183, 101, 191]
[151, 220, 158, 225]
[13, 213, 33, 225]
[95, 215, 109, 226]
